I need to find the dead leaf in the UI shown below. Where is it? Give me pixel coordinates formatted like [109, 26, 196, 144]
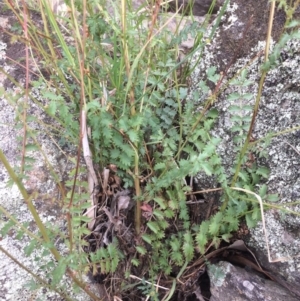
[118, 195, 131, 211]
[140, 202, 152, 213]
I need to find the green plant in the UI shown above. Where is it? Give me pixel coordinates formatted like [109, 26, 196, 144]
[1, 0, 300, 300]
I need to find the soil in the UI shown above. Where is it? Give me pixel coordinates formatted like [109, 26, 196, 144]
[215, 0, 300, 72]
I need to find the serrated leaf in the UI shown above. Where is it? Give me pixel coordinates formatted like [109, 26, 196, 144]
[128, 130, 139, 144]
[153, 209, 164, 220]
[168, 199, 178, 210]
[179, 87, 188, 99]
[209, 220, 220, 236]
[228, 105, 242, 113]
[110, 148, 120, 159]
[207, 108, 218, 118]
[256, 166, 270, 178]
[170, 237, 181, 252]
[183, 232, 194, 261]
[141, 234, 152, 244]
[164, 208, 175, 218]
[46, 100, 57, 116]
[201, 162, 213, 176]
[86, 99, 101, 111]
[286, 19, 300, 28]
[259, 184, 268, 198]
[196, 232, 208, 254]
[207, 66, 217, 77]
[227, 93, 241, 101]
[111, 256, 119, 272]
[154, 162, 166, 171]
[136, 246, 147, 255]
[153, 197, 167, 209]
[231, 115, 243, 122]
[107, 243, 117, 258]
[52, 261, 67, 285]
[147, 221, 160, 234]
[227, 217, 239, 232]
[25, 144, 39, 152]
[198, 80, 210, 92]
[131, 258, 140, 267]
[158, 220, 169, 230]
[241, 79, 253, 86]
[241, 93, 253, 100]
[238, 170, 249, 182]
[105, 259, 110, 274]
[221, 233, 232, 242]
[0, 219, 15, 236]
[171, 251, 183, 266]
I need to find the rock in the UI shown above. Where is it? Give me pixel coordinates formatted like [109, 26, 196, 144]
[208, 261, 299, 301]
[188, 0, 300, 291]
[168, 0, 224, 16]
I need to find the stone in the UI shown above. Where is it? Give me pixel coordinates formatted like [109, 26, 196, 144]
[188, 0, 300, 292]
[208, 261, 299, 301]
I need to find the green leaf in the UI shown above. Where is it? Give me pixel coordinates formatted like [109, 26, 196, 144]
[153, 209, 165, 220]
[171, 251, 183, 266]
[196, 221, 210, 254]
[86, 99, 101, 112]
[142, 234, 152, 244]
[286, 20, 300, 28]
[183, 232, 194, 261]
[245, 213, 257, 228]
[179, 87, 188, 99]
[201, 162, 213, 176]
[207, 108, 218, 118]
[136, 246, 147, 255]
[25, 144, 39, 152]
[266, 193, 279, 202]
[24, 239, 37, 256]
[259, 184, 268, 198]
[128, 130, 139, 144]
[170, 237, 181, 252]
[52, 260, 67, 285]
[147, 221, 160, 234]
[0, 219, 15, 236]
[196, 232, 208, 254]
[110, 148, 120, 159]
[207, 66, 219, 83]
[111, 256, 119, 273]
[252, 206, 261, 221]
[154, 162, 166, 171]
[227, 93, 240, 101]
[256, 167, 270, 178]
[164, 208, 175, 218]
[153, 197, 167, 209]
[131, 258, 140, 267]
[227, 217, 239, 232]
[221, 233, 232, 242]
[238, 170, 249, 182]
[46, 100, 57, 116]
[241, 93, 253, 100]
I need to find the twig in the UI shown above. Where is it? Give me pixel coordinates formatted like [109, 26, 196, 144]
[129, 275, 169, 290]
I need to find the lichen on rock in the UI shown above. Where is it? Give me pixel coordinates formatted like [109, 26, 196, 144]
[188, 0, 300, 285]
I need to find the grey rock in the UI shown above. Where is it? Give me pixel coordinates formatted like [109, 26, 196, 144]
[208, 261, 299, 301]
[188, 0, 300, 290]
